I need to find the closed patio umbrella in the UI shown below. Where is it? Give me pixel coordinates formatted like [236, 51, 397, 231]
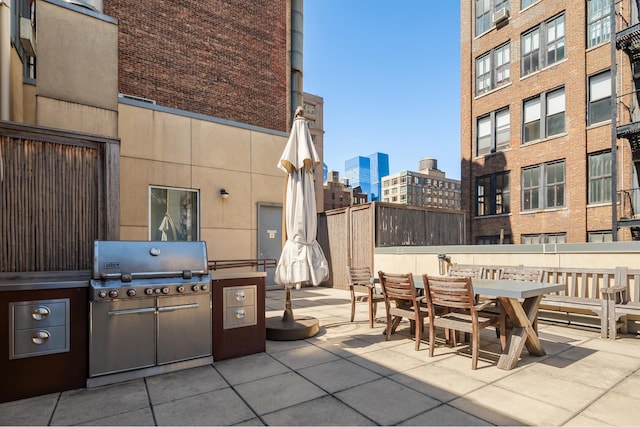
[267, 106, 329, 340]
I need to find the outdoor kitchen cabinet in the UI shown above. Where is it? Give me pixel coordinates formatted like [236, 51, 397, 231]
[0, 277, 89, 403]
[211, 272, 266, 361]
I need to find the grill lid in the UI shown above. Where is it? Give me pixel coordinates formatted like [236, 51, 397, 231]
[92, 240, 209, 280]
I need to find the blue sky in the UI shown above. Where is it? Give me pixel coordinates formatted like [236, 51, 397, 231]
[303, 1, 462, 179]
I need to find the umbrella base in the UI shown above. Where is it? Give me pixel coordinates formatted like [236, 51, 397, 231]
[265, 315, 320, 341]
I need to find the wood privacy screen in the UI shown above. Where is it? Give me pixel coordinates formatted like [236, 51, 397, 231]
[319, 202, 465, 288]
[0, 123, 119, 273]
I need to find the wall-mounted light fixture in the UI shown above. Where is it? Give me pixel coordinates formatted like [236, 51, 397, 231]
[437, 253, 451, 276]
[220, 189, 230, 199]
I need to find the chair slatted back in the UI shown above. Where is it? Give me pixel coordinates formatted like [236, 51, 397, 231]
[423, 275, 475, 310]
[378, 271, 418, 302]
[347, 266, 372, 287]
[500, 266, 543, 282]
[447, 264, 485, 279]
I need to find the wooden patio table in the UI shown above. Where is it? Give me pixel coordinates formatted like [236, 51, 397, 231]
[414, 276, 565, 370]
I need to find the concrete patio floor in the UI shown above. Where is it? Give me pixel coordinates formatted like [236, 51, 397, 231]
[2, 286, 640, 426]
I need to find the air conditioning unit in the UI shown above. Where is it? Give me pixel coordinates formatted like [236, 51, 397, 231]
[493, 8, 510, 25]
[19, 17, 36, 57]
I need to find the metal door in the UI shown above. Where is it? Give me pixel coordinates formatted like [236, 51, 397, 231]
[257, 203, 282, 287]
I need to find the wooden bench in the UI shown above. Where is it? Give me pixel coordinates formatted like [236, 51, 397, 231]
[539, 268, 612, 338]
[602, 267, 640, 339]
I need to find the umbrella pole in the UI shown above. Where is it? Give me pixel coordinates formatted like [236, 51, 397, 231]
[282, 286, 295, 322]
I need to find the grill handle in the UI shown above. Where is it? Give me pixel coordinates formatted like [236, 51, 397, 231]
[100, 270, 208, 280]
[158, 303, 200, 313]
[107, 307, 156, 316]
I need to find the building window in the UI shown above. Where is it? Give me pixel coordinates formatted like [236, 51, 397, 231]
[588, 70, 611, 125]
[476, 172, 510, 216]
[149, 187, 200, 241]
[521, 0, 538, 8]
[521, 233, 566, 244]
[588, 151, 612, 204]
[476, 235, 512, 244]
[588, 0, 612, 48]
[477, 107, 510, 156]
[522, 160, 565, 211]
[521, 13, 565, 77]
[588, 230, 613, 242]
[476, 43, 510, 95]
[476, 0, 492, 36]
[523, 87, 565, 143]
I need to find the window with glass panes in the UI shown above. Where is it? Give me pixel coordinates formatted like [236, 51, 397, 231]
[588, 0, 611, 48]
[521, 233, 566, 244]
[521, 0, 538, 9]
[476, 107, 510, 156]
[476, 172, 510, 216]
[522, 160, 565, 211]
[149, 186, 200, 241]
[476, 43, 510, 96]
[476, 0, 492, 36]
[521, 13, 565, 77]
[523, 87, 565, 143]
[588, 151, 612, 203]
[588, 71, 611, 125]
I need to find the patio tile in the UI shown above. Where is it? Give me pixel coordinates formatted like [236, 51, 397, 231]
[262, 395, 374, 426]
[269, 342, 341, 370]
[449, 383, 573, 426]
[215, 352, 290, 385]
[50, 380, 149, 426]
[579, 389, 640, 426]
[564, 414, 613, 426]
[390, 364, 488, 403]
[314, 335, 382, 358]
[233, 417, 265, 425]
[399, 403, 492, 426]
[83, 407, 155, 426]
[335, 377, 439, 426]
[347, 347, 428, 376]
[494, 363, 607, 411]
[233, 371, 327, 415]
[297, 358, 382, 393]
[145, 365, 228, 405]
[266, 337, 311, 354]
[0, 393, 59, 426]
[153, 387, 256, 426]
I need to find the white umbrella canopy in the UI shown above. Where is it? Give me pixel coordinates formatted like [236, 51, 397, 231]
[275, 108, 329, 288]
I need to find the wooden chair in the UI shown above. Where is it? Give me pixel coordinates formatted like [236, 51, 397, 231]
[378, 271, 429, 350]
[447, 264, 485, 279]
[347, 266, 385, 328]
[422, 275, 500, 370]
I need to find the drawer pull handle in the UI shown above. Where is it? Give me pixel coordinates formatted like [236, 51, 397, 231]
[234, 291, 246, 301]
[235, 308, 246, 319]
[32, 306, 50, 321]
[32, 330, 50, 345]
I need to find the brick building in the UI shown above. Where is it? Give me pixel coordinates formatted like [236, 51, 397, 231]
[461, 0, 640, 244]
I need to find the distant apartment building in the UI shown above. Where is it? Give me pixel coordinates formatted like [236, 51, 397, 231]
[381, 158, 461, 210]
[323, 171, 368, 211]
[344, 152, 389, 201]
[461, 0, 640, 244]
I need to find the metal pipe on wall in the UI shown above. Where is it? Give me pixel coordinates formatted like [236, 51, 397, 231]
[0, 0, 10, 121]
[290, 0, 303, 120]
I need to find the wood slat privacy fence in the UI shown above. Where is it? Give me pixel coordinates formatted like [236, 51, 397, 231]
[0, 122, 119, 273]
[318, 202, 464, 288]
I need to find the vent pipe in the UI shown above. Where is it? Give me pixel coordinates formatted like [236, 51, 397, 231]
[0, 0, 10, 121]
[290, 0, 303, 121]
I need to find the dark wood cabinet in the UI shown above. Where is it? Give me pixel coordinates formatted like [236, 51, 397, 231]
[212, 274, 266, 361]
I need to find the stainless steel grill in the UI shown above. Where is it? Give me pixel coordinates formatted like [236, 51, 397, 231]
[88, 240, 212, 386]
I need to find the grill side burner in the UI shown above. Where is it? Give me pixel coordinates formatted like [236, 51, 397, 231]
[88, 241, 212, 386]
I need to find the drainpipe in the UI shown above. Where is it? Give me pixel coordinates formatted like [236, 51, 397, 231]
[290, 0, 303, 121]
[0, 0, 10, 121]
[610, 0, 618, 240]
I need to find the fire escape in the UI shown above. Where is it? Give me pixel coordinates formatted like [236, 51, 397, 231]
[615, 1, 640, 239]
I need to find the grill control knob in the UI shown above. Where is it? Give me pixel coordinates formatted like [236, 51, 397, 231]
[155, 288, 161, 294]
[145, 288, 153, 296]
[127, 289, 136, 297]
[109, 290, 119, 299]
[201, 284, 208, 291]
[177, 285, 185, 293]
[98, 290, 108, 299]
[192, 284, 201, 292]
[161, 287, 170, 294]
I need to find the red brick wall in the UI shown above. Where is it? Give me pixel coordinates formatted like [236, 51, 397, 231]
[461, 0, 633, 243]
[104, 0, 288, 132]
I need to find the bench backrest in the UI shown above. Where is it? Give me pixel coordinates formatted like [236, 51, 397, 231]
[614, 267, 640, 304]
[542, 268, 616, 300]
[447, 263, 485, 279]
